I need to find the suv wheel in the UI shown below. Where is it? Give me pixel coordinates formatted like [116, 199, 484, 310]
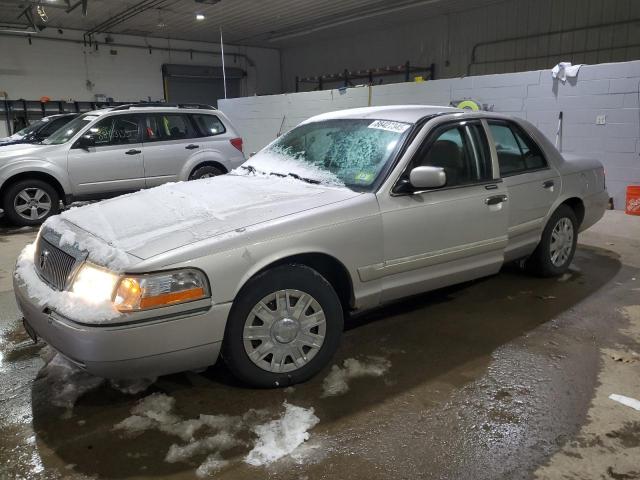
[223, 264, 343, 388]
[190, 165, 224, 180]
[525, 204, 578, 277]
[3, 179, 60, 226]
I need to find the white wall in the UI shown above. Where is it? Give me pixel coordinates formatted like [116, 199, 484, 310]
[219, 60, 640, 210]
[0, 29, 281, 104]
[281, 0, 640, 93]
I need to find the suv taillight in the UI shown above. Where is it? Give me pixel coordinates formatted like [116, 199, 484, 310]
[230, 137, 243, 153]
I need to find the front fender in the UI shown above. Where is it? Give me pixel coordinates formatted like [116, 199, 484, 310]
[0, 159, 71, 194]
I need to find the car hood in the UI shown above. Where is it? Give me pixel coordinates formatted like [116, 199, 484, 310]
[56, 174, 361, 263]
[0, 142, 55, 158]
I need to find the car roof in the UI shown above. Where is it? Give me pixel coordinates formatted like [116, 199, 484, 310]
[44, 112, 79, 119]
[82, 106, 221, 116]
[301, 105, 464, 125]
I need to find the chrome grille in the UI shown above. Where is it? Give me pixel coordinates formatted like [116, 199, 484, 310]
[34, 237, 78, 291]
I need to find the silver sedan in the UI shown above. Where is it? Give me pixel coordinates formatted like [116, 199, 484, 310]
[14, 105, 608, 387]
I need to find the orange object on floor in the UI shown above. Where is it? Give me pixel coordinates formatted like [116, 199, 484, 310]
[626, 185, 640, 215]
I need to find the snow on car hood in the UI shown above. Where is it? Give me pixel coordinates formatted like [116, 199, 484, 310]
[0, 142, 56, 158]
[53, 174, 360, 264]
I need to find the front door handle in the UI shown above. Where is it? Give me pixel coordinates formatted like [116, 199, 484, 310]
[125, 149, 141, 155]
[485, 194, 508, 206]
[543, 180, 555, 189]
[185, 144, 199, 150]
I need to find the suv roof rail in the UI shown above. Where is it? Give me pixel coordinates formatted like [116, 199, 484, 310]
[109, 103, 217, 111]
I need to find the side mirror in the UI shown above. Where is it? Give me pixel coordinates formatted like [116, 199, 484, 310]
[409, 166, 446, 190]
[76, 134, 96, 150]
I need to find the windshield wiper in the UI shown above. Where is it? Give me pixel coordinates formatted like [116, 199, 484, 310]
[286, 172, 320, 184]
[241, 165, 320, 184]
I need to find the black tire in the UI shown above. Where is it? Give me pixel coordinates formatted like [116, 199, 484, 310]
[525, 204, 578, 277]
[222, 264, 344, 388]
[189, 165, 224, 180]
[2, 179, 60, 226]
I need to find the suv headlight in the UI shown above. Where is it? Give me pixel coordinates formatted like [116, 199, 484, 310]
[113, 268, 210, 311]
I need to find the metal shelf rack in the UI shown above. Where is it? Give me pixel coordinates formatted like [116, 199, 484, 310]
[295, 61, 435, 92]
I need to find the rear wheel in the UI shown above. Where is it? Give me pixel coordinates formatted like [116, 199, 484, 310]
[525, 204, 578, 277]
[189, 165, 224, 180]
[222, 264, 343, 388]
[2, 179, 60, 226]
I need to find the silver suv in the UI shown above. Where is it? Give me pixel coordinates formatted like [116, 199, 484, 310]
[0, 104, 244, 226]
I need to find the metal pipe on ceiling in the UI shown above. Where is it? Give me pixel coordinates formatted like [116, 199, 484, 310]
[84, 0, 172, 38]
[266, 0, 443, 43]
[0, 30, 256, 66]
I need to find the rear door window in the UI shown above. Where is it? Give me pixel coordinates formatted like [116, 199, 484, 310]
[488, 122, 547, 176]
[192, 114, 226, 137]
[143, 114, 195, 142]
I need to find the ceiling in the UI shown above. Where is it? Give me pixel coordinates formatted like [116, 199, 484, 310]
[0, 0, 501, 47]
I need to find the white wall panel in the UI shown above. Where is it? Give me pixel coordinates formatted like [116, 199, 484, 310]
[220, 59, 640, 210]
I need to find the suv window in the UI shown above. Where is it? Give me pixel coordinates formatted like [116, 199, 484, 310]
[410, 121, 493, 188]
[488, 122, 547, 176]
[192, 114, 226, 137]
[143, 114, 194, 142]
[89, 115, 141, 146]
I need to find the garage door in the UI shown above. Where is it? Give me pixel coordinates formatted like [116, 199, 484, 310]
[162, 64, 244, 107]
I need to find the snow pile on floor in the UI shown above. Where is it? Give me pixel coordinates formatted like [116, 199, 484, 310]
[109, 377, 157, 395]
[195, 453, 229, 478]
[322, 356, 392, 397]
[38, 348, 104, 413]
[245, 402, 320, 466]
[38, 347, 154, 414]
[14, 243, 121, 322]
[114, 395, 320, 475]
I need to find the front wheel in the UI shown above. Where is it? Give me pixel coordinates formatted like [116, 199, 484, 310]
[525, 204, 578, 277]
[2, 179, 60, 226]
[222, 264, 343, 388]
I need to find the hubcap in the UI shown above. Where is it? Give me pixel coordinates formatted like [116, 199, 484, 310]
[243, 289, 326, 373]
[13, 188, 52, 221]
[550, 217, 574, 267]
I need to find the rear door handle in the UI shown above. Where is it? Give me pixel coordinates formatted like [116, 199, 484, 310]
[543, 180, 555, 189]
[125, 149, 141, 155]
[185, 144, 199, 150]
[485, 194, 508, 206]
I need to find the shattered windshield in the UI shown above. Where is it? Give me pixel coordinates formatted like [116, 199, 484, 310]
[242, 119, 412, 190]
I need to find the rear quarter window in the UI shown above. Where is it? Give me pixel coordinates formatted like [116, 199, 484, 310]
[192, 114, 226, 137]
[488, 121, 547, 176]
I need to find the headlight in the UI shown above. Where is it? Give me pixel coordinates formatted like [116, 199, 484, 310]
[113, 268, 209, 311]
[71, 263, 120, 304]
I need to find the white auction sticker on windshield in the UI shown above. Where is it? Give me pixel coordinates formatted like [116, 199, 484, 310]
[368, 120, 411, 133]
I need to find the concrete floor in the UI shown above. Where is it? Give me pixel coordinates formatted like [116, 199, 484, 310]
[0, 211, 639, 480]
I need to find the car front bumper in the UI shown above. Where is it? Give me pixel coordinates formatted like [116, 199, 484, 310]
[14, 268, 231, 379]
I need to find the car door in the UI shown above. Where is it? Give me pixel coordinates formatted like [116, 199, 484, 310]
[67, 114, 145, 197]
[486, 120, 560, 261]
[374, 119, 509, 303]
[141, 113, 197, 187]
